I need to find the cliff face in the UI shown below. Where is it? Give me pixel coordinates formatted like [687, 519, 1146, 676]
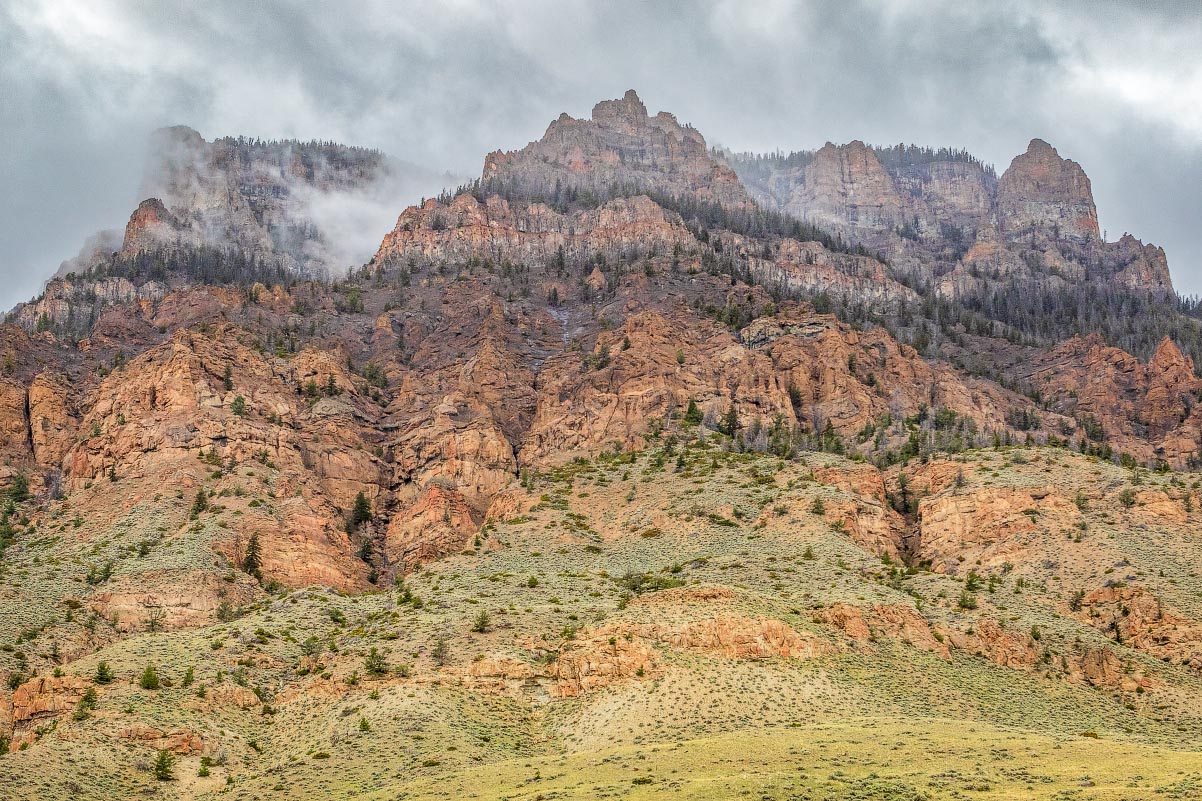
[123, 125, 396, 274]
[733, 142, 996, 249]
[782, 141, 906, 233]
[996, 138, 1099, 243]
[483, 90, 751, 209]
[731, 137, 1173, 295]
[1026, 335, 1202, 465]
[374, 193, 696, 269]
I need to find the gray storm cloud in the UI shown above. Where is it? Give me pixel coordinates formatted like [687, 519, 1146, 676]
[1, 0, 1200, 309]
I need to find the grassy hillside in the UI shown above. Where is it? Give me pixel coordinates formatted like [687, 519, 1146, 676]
[2, 443, 1201, 799]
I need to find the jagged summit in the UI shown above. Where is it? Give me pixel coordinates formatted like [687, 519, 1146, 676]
[996, 136, 1099, 242]
[590, 88, 649, 127]
[482, 89, 751, 209]
[728, 133, 1171, 295]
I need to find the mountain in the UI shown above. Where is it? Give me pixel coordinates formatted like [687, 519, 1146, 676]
[13, 127, 460, 337]
[1, 91, 1202, 799]
[482, 89, 752, 209]
[726, 137, 1174, 296]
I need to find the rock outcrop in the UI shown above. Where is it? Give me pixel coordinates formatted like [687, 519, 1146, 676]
[7, 675, 89, 747]
[483, 90, 751, 209]
[1028, 334, 1202, 466]
[373, 192, 695, 270]
[916, 484, 1080, 573]
[731, 136, 1174, 297]
[996, 139, 1099, 243]
[1079, 585, 1202, 671]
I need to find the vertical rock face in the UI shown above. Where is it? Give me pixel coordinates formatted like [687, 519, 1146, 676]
[373, 193, 696, 270]
[1107, 234, 1173, 291]
[732, 135, 1172, 296]
[483, 90, 751, 209]
[785, 142, 905, 233]
[995, 138, 1099, 243]
[129, 125, 397, 273]
[731, 142, 997, 248]
[27, 371, 77, 469]
[121, 197, 187, 253]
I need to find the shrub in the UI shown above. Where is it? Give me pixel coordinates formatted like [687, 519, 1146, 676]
[140, 664, 160, 690]
[431, 636, 450, 666]
[616, 571, 685, 595]
[94, 661, 115, 684]
[472, 610, 491, 633]
[364, 647, 388, 676]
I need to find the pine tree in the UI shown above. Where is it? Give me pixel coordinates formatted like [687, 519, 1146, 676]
[719, 405, 740, 437]
[351, 492, 372, 528]
[243, 532, 262, 580]
[153, 749, 175, 780]
[364, 647, 388, 675]
[472, 610, 491, 633]
[190, 489, 208, 519]
[683, 399, 703, 425]
[7, 473, 29, 503]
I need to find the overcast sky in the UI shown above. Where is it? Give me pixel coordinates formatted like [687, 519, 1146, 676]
[2, 0, 1200, 311]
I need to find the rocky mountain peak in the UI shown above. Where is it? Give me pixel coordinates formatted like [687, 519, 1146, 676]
[1023, 137, 1057, 157]
[121, 197, 182, 253]
[1150, 335, 1192, 376]
[591, 89, 649, 129]
[481, 90, 752, 209]
[996, 137, 1099, 242]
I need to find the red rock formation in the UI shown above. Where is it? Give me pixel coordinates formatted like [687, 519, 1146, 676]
[1029, 334, 1202, 466]
[483, 90, 751, 209]
[122, 198, 186, 253]
[117, 724, 205, 755]
[996, 138, 1099, 243]
[8, 675, 89, 747]
[1080, 585, 1202, 670]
